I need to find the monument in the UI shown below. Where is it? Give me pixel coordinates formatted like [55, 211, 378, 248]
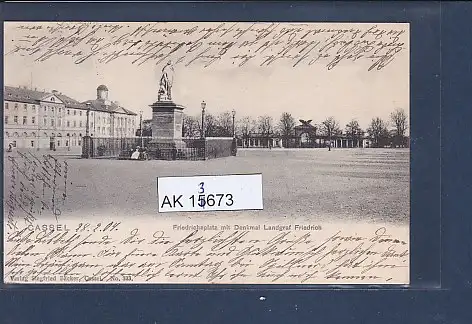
[148, 61, 186, 150]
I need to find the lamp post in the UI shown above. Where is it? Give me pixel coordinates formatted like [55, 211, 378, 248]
[85, 102, 91, 158]
[231, 109, 236, 138]
[85, 103, 91, 137]
[201, 100, 206, 139]
[139, 110, 143, 147]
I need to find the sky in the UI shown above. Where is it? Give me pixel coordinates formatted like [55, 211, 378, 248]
[4, 22, 409, 131]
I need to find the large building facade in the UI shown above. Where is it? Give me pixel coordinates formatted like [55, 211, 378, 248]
[4, 85, 137, 150]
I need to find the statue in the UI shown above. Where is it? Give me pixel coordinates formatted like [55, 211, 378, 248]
[158, 60, 175, 101]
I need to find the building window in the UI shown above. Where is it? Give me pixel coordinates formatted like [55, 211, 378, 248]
[59, 107, 62, 113]
[51, 118, 55, 127]
[24, 104, 27, 111]
[67, 109, 70, 115]
[4, 103, 8, 110]
[58, 119, 62, 127]
[14, 103, 18, 110]
[14, 116, 18, 124]
[57, 141, 60, 147]
[79, 111, 82, 116]
[80, 121, 82, 127]
[23, 116, 27, 125]
[32, 116, 35, 124]
[32, 105, 36, 112]
[31, 141, 35, 148]
[73, 121, 76, 127]
[12, 140, 17, 147]
[74, 110, 77, 116]
[5, 116, 8, 124]
[51, 107, 55, 113]
[67, 121, 70, 127]
[44, 106, 47, 112]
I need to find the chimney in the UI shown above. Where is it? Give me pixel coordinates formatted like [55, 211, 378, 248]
[34, 87, 37, 91]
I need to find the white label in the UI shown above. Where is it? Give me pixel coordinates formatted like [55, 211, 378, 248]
[157, 174, 263, 212]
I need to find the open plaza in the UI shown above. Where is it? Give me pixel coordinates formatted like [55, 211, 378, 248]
[4, 148, 409, 225]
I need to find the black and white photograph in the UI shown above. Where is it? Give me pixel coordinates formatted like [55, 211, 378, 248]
[4, 22, 410, 285]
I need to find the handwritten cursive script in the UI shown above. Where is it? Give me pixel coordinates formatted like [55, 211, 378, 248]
[5, 22, 408, 71]
[4, 152, 69, 231]
[4, 220, 409, 284]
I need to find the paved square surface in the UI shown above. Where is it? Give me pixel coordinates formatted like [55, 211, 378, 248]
[4, 148, 409, 224]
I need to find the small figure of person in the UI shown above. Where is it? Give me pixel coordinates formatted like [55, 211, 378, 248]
[142, 147, 149, 160]
[131, 147, 141, 160]
[7, 143, 13, 152]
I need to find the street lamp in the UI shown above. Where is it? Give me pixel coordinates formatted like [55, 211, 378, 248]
[84, 102, 91, 158]
[139, 110, 143, 147]
[231, 109, 236, 138]
[201, 100, 206, 138]
[85, 102, 91, 137]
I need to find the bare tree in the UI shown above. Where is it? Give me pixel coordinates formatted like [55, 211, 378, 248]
[182, 115, 199, 138]
[278, 112, 296, 148]
[390, 108, 408, 147]
[257, 115, 274, 148]
[239, 116, 256, 147]
[205, 114, 217, 137]
[321, 116, 341, 150]
[345, 119, 364, 147]
[215, 111, 233, 137]
[367, 117, 390, 147]
[197, 112, 218, 137]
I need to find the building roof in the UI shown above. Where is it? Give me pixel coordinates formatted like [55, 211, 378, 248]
[97, 84, 108, 91]
[4, 85, 136, 116]
[4, 86, 50, 104]
[82, 99, 137, 115]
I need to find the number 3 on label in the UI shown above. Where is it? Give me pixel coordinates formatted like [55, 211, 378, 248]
[198, 182, 205, 194]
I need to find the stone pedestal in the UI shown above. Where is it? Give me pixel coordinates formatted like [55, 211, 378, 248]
[149, 100, 186, 149]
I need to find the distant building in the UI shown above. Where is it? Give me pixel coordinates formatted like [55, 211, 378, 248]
[4, 85, 137, 150]
[237, 120, 372, 148]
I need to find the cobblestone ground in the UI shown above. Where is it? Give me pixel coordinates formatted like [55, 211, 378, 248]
[4, 148, 409, 225]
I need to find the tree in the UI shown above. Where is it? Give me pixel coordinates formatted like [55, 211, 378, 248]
[257, 115, 274, 148]
[321, 116, 341, 150]
[215, 111, 233, 137]
[367, 117, 390, 147]
[199, 113, 217, 137]
[390, 108, 408, 147]
[239, 116, 256, 147]
[278, 112, 296, 148]
[182, 115, 199, 138]
[345, 119, 364, 147]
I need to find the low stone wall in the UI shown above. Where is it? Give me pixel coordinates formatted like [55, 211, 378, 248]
[204, 137, 237, 160]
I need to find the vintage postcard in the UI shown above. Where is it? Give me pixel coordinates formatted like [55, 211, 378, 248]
[3, 22, 410, 284]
